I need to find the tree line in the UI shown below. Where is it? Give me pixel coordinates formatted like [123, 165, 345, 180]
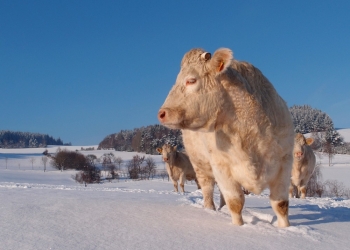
[0, 130, 69, 148]
[98, 124, 183, 154]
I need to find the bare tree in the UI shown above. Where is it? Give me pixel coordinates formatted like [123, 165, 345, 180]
[41, 156, 48, 172]
[324, 180, 349, 198]
[86, 154, 97, 167]
[127, 155, 145, 179]
[30, 158, 36, 170]
[106, 164, 118, 182]
[143, 156, 157, 180]
[159, 170, 168, 181]
[100, 153, 116, 177]
[115, 156, 123, 171]
[323, 140, 335, 166]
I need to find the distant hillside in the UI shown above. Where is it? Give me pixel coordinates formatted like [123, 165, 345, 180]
[0, 130, 68, 148]
[98, 124, 183, 155]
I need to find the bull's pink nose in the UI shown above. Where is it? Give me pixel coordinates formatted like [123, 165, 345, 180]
[158, 109, 166, 122]
[295, 152, 303, 157]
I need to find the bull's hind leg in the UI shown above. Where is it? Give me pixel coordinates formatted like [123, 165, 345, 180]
[218, 188, 226, 210]
[269, 156, 293, 228]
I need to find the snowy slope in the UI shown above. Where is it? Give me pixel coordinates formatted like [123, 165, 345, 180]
[0, 147, 350, 249]
[337, 128, 350, 142]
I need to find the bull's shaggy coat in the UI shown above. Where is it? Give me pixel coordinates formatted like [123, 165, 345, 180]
[158, 48, 294, 227]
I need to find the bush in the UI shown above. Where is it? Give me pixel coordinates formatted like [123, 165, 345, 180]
[304, 164, 350, 199]
[51, 149, 89, 171]
[74, 166, 101, 186]
[306, 164, 324, 197]
[324, 180, 350, 198]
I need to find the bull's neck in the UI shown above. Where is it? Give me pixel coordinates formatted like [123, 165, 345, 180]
[169, 151, 177, 167]
[294, 157, 307, 168]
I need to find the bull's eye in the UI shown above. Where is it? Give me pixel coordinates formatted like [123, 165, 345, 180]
[186, 78, 196, 86]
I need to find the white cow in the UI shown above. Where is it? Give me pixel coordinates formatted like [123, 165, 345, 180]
[158, 48, 294, 227]
[289, 133, 316, 199]
[157, 144, 200, 193]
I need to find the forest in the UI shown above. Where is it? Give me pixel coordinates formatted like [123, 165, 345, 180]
[0, 130, 68, 148]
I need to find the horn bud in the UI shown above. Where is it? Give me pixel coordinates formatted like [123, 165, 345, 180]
[201, 52, 211, 61]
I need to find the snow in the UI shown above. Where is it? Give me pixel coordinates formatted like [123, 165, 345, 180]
[337, 128, 350, 142]
[1, 147, 350, 249]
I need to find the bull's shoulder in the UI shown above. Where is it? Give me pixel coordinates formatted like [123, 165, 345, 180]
[226, 60, 292, 129]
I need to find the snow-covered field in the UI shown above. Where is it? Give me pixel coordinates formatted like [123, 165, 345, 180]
[1, 144, 350, 249]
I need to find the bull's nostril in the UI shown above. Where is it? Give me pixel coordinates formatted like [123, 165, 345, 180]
[158, 110, 166, 120]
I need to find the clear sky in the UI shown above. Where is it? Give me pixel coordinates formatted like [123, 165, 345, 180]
[1, 0, 350, 145]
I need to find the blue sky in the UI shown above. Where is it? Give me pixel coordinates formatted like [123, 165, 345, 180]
[1, 0, 350, 145]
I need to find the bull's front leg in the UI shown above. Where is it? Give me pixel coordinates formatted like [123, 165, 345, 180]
[211, 164, 244, 225]
[194, 168, 216, 210]
[299, 180, 307, 199]
[179, 173, 185, 193]
[289, 182, 295, 198]
[296, 185, 301, 198]
[218, 180, 244, 225]
[169, 175, 179, 192]
[173, 180, 179, 192]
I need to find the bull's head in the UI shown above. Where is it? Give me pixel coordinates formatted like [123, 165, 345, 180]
[158, 48, 233, 132]
[293, 133, 314, 161]
[156, 144, 177, 163]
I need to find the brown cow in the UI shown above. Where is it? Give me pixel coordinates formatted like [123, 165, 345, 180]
[158, 48, 294, 227]
[157, 144, 200, 193]
[289, 133, 316, 199]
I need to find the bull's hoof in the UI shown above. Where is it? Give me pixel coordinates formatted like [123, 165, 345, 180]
[231, 216, 244, 226]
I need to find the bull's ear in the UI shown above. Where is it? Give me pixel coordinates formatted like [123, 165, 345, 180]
[156, 148, 162, 153]
[306, 138, 314, 146]
[209, 48, 233, 74]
